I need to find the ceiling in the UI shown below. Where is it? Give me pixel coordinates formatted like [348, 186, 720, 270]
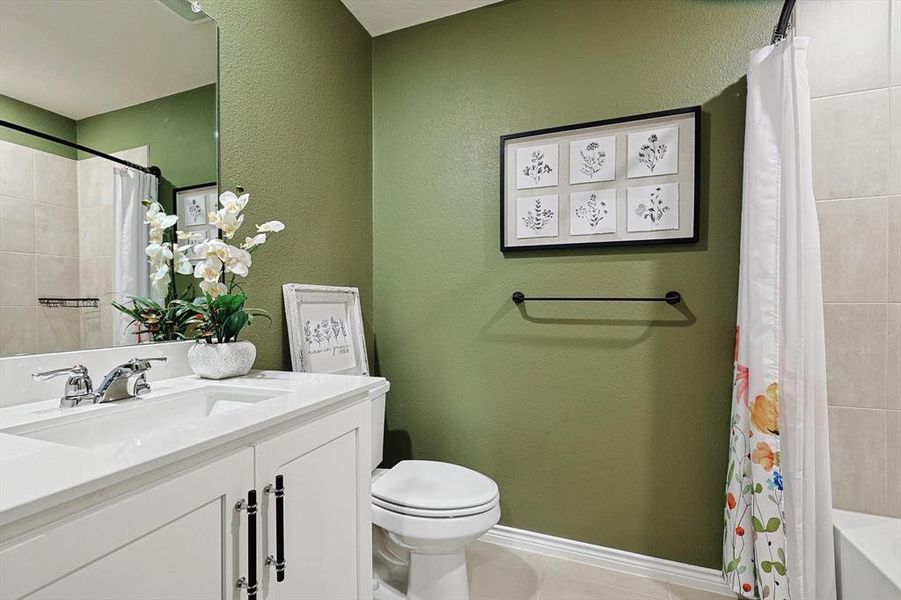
[0, 0, 216, 121]
[340, 0, 503, 37]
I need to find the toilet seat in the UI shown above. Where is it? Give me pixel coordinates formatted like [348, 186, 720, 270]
[372, 460, 499, 516]
[372, 493, 499, 518]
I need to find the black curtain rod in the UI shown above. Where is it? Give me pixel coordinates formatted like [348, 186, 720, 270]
[512, 291, 682, 306]
[772, 0, 797, 44]
[0, 119, 161, 177]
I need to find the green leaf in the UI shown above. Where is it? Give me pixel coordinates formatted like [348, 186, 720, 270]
[752, 516, 765, 532]
[223, 311, 249, 342]
[772, 562, 786, 576]
[754, 483, 763, 494]
[725, 557, 740, 573]
[761, 560, 772, 573]
[777, 548, 785, 564]
[726, 461, 735, 485]
[766, 517, 781, 533]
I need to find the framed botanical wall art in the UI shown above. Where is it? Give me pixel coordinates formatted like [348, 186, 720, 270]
[500, 106, 700, 251]
[174, 182, 219, 262]
[282, 284, 369, 376]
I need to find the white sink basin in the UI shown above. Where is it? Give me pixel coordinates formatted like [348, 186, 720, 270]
[3, 385, 289, 448]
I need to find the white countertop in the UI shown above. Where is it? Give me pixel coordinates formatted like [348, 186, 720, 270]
[0, 370, 387, 527]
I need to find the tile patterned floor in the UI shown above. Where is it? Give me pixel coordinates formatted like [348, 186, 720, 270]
[465, 541, 738, 600]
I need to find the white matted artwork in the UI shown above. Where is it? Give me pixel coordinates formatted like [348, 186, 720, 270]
[627, 183, 679, 232]
[627, 126, 679, 178]
[175, 183, 218, 262]
[516, 194, 558, 239]
[515, 143, 559, 190]
[570, 189, 616, 236]
[501, 106, 699, 250]
[282, 284, 369, 376]
[569, 137, 615, 184]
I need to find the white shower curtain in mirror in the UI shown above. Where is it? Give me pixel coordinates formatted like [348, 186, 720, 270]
[723, 37, 835, 600]
[113, 167, 158, 345]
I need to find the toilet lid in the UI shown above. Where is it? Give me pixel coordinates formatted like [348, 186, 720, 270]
[372, 460, 499, 511]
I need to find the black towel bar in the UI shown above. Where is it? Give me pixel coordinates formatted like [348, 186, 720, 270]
[512, 291, 681, 306]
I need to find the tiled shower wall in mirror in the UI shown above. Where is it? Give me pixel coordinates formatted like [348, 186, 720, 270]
[798, 0, 901, 517]
[0, 139, 148, 355]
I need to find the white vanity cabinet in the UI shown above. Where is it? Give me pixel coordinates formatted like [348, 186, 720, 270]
[255, 400, 371, 600]
[0, 448, 254, 600]
[0, 386, 374, 600]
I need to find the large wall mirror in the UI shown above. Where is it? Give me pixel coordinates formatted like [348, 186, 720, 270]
[0, 0, 218, 357]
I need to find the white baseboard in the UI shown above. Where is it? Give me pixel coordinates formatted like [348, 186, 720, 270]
[481, 525, 733, 596]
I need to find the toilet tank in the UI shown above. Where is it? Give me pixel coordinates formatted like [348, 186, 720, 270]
[369, 381, 389, 472]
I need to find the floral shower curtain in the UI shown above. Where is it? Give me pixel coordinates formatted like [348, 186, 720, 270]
[723, 37, 835, 600]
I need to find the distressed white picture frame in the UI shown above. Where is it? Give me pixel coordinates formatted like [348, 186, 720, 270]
[282, 284, 369, 376]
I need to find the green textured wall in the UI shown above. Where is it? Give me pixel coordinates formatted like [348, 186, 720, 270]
[76, 85, 217, 212]
[0, 95, 77, 159]
[204, 0, 373, 368]
[373, 0, 778, 568]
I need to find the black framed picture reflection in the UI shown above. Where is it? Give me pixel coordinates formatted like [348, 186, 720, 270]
[500, 106, 700, 251]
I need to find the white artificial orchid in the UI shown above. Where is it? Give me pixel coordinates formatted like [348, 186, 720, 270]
[173, 248, 192, 275]
[241, 233, 266, 250]
[193, 238, 230, 262]
[200, 279, 227, 298]
[193, 257, 222, 283]
[256, 220, 285, 233]
[224, 245, 252, 277]
[208, 208, 244, 239]
[149, 263, 171, 297]
[144, 202, 178, 231]
[145, 242, 174, 267]
[219, 190, 250, 215]
[177, 230, 205, 242]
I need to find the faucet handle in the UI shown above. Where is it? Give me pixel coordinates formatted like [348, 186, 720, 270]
[126, 357, 168, 370]
[32, 365, 89, 382]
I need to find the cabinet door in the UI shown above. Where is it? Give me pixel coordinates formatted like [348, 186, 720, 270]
[255, 401, 371, 600]
[0, 448, 254, 600]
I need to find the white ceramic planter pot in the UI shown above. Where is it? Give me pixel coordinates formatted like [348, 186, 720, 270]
[187, 340, 257, 380]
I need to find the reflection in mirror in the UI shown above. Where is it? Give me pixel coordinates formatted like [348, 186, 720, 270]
[0, 0, 217, 357]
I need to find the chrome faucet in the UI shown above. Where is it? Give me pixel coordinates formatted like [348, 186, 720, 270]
[33, 357, 167, 408]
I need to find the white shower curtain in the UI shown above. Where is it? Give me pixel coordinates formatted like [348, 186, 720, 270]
[113, 167, 158, 345]
[723, 37, 835, 600]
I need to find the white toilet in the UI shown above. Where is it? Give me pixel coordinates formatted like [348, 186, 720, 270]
[369, 391, 501, 600]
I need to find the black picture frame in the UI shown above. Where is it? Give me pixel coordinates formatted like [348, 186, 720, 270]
[500, 105, 701, 252]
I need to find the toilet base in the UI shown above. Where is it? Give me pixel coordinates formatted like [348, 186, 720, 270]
[407, 549, 469, 600]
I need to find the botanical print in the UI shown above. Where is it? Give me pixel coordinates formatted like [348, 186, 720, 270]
[182, 193, 208, 227]
[626, 183, 679, 232]
[724, 326, 790, 599]
[627, 126, 679, 178]
[516, 143, 559, 189]
[570, 189, 616, 236]
[516, 195, 558, 239]
[569, 137, 616, 184]
[300, 303, 356, 373]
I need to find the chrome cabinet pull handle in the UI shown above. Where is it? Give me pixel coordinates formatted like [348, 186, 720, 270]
[235, 490, 259, 599]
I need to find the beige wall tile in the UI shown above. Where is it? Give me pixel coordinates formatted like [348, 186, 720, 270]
[892, 1, 901, 86]
[825, 304, 887, 408]
[0, 195, 35, 253]
[887, 410, 901, 517]
[817, 197, 887, 302]
[76, 157, 114, 209]
[79, 256, 113, 299]
[890, 87, 900, 194]
[33, 150, 77, 209]
[0, 140, 34, 201]
[888, 304, 901, 410]
[35, 255, 79, 299]
[36, 306, 81, 353]
[35, 203, 78, 257]
[829, 406, 887, 514]
[77, 206, 113, 258]
[797, 0, 892, 97]
[0, 306, 36, 356]
[0, 251, 35, 306]
[811, 90, 890, 200]
[889, 196, 900, 301]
